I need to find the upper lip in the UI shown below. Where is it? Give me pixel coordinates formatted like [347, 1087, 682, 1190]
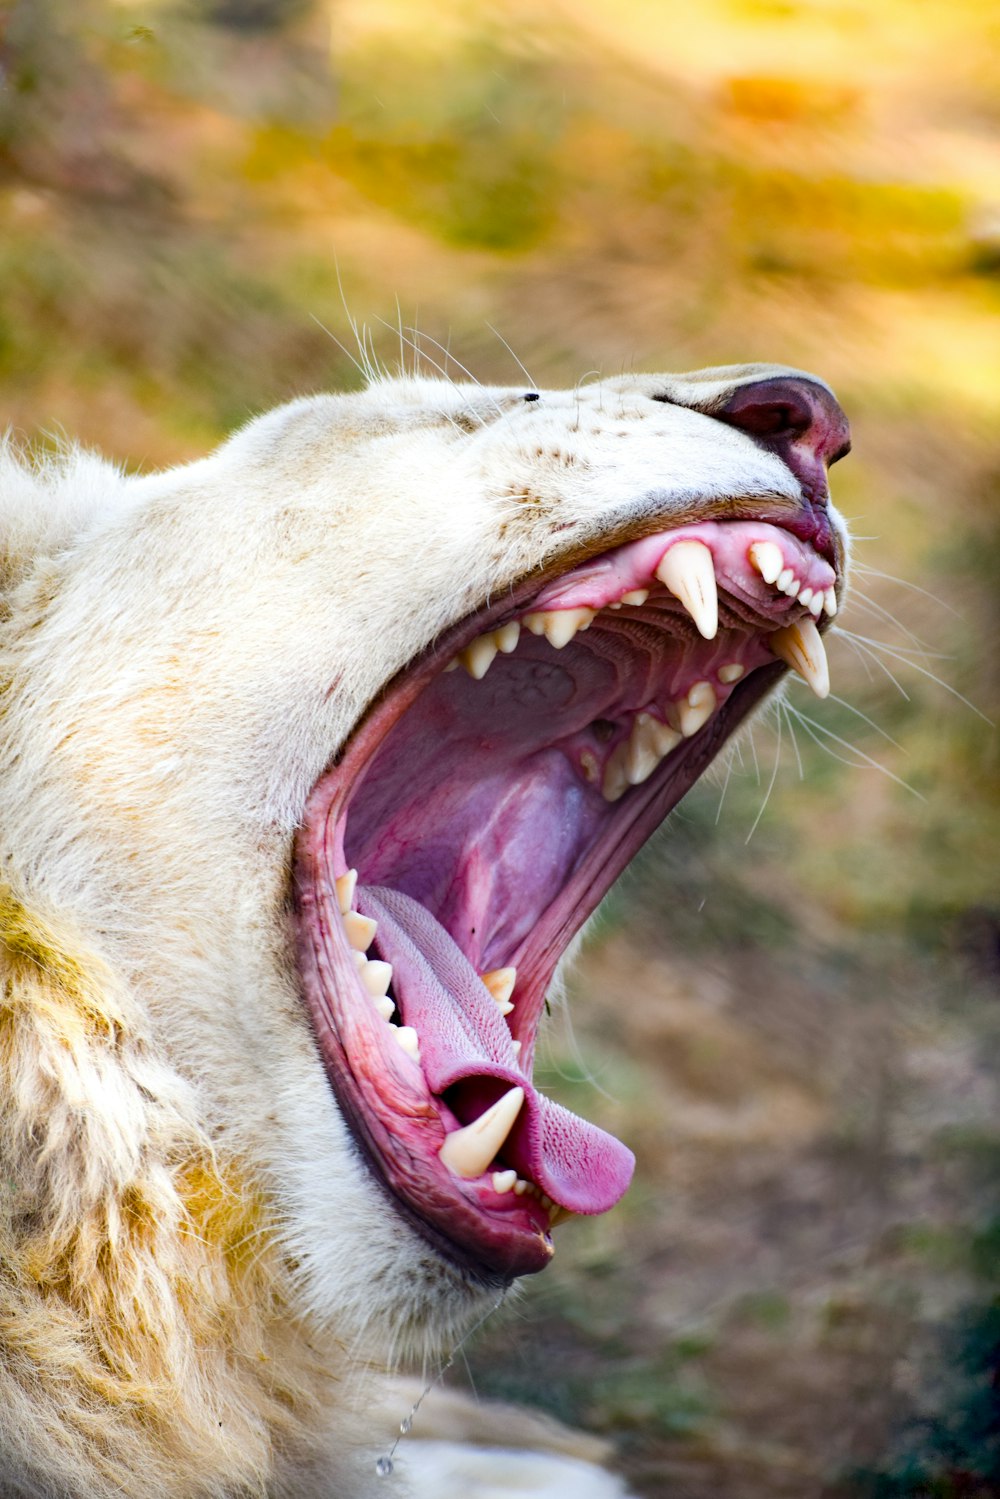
[294, 503, 842, 1279]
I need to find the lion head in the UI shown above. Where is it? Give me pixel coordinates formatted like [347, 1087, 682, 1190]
[0, 366, 849, 1496]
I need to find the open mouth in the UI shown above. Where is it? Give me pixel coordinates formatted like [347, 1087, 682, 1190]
[295, 515, 839, 1282]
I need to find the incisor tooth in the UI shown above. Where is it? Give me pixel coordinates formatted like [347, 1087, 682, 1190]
[769, 617, 830, 699]
[343, 911, 377, 952]
[798, 587, 814, 608]
[492, 1169, 518, 1194]
[542, 607, 595, 648]
[335, 869, 357, 915]
[655, 540, 719, 641]
[439, 1086, 525, 1179]
[393, 1025, 421, 1061]
[824, 586, 838, 617]
[361, 960, 393, 998]
[482, 967, 516, 1011]
[777, 567, 794, 592]
[678, 680, 716, 737]
[460, 635, 498, 680]
[748, 540, 784, 585]
[808, 592, 824, 617]
[495, 620, 521, 653]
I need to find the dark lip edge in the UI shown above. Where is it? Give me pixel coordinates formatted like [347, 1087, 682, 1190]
[292, 498, 841, 1277]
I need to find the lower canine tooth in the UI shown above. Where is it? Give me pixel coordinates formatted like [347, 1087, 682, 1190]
[393, 1025, 421, 1061]
[748, 540, 784, 585]
[460, 635, 499, 680]
[769, 617, 830, 699]
[439, 1086, 525, 1179]
[678, 680, 716, 737]
[343, 911, 377, 952]
[655, 540, 719, 641]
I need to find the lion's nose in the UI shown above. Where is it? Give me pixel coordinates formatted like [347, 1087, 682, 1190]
[715, 376, 851, 509]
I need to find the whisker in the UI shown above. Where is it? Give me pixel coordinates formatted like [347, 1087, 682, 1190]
[850, 562, 962, 617]
[485, 322, 537, 389]
[309, 313, 367, 382]
[839, 631, 991, 722]
[745, 704, 782, 843]
[826, 689, 907, 749]
[784, 705, 923, 798]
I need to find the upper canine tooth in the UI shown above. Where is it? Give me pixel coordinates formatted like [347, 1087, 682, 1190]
[343, 911, 377, 952]
[769, 617, 830, 699]
[335, 869, 358, 915]
[655, 541, 719, 640]
[748, 540, 784, 585]
[677, 680, 716, 737]
[495, 620, 521, 653]
[460, 635, 499, 680]
[482, 968, 516, 1013]
[541, 608, 595, 649]
[438, 1086, 525, 1179]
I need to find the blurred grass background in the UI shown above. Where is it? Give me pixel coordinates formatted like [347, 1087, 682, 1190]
[1, 0, 998, 1493]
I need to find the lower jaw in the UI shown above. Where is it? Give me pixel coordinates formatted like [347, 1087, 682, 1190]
[295, 660, 787, 1280]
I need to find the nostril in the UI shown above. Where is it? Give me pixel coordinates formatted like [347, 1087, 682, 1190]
[715, 375, 851, 493]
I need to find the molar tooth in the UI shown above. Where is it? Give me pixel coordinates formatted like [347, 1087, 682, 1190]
[523, 612, 548, 636]
[626, 714, 664, 785]
[343, 911, 377, 952]
[495, 620, 521, 653]
[460, 635, 499, 680]
[748, 540, 784, 585]
[513, 1178, 528, 1196]
[718, 662, 745, 684]
[824, 586, 838, 617]
[601, 741, 630, 802]
[677, 680, 717, 737]
[511, 1040, 522, 1058]
[373, 995, 396, 1021]
[444, 659, 459, 673]
[542, 607, 595, 649]
[352, 949, 368, 971]
[492, 1169, 518, 1195]
[438, 1086, 525, 1179]
[769, 617, 830, 699]
[393, 1025, 421, 1061]
[335, 869, 357, 915]
[361, 960, 393, 998]
[620, 588, 649, 606]
[481, 967, 516, 1015]
[580, 749, 600, 784]
[655, 540, 719, 641]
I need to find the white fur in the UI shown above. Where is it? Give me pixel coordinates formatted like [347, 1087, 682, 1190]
[0, 370, 845, 1496]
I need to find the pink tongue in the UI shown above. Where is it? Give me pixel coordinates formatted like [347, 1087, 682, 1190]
[357, 887, 634, 1215]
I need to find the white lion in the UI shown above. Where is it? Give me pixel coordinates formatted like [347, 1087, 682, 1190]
[0, 366, 849, 1497]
